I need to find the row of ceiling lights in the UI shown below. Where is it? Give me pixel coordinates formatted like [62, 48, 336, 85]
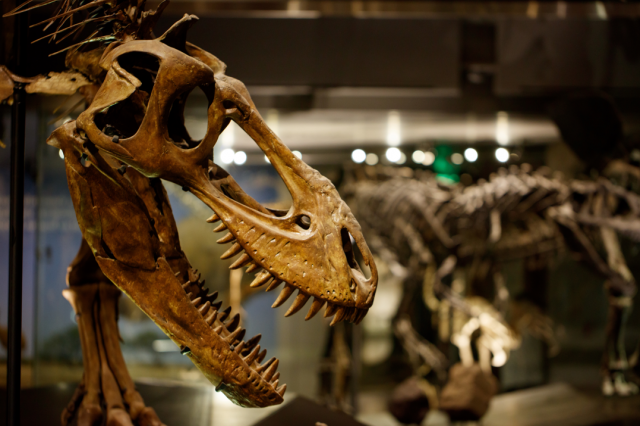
[351, 147, 511, 166]
[199, 109, 517, 167]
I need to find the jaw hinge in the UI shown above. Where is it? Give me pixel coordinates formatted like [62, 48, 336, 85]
[215, 382, 227, 392]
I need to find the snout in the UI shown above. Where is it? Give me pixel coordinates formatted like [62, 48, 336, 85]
[340, 226, 378, 308]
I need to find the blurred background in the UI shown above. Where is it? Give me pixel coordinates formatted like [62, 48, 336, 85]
[2, 1, 640, 425]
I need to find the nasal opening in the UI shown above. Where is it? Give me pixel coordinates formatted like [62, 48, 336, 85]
[340, 228, 371, 279]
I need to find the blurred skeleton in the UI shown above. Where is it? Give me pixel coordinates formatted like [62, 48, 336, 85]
[343, 158, 639, 397]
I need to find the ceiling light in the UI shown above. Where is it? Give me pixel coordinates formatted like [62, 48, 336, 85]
[234, 151, 247, 165]
[352, 149, 366, 163]
[412, 150, 425, 163]
[220, 148, 235, 164]
[386, 110, 401, 146]
[451, 153, 463, 165]
[293, 150, 302, 159]
[495, 147, 509, 163]
[397, 152, 407, 165]
[365, 153, 378, 165]
[464, 148, 478, 162]
[59, 149, 64, 160]
[386, 147, 401, 163]
[495, 111, 509, 146]
[423, 151, 435, 166]
[264, 155, 271, 163]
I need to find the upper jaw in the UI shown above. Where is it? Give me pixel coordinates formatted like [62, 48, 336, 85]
[188, 168, 377, 324]
[182, 82, 378, 319]
[75, 57, 378, 315]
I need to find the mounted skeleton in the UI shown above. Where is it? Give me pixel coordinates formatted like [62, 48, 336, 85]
[2, 1, 378, 424]
[343, 159, 640, 397]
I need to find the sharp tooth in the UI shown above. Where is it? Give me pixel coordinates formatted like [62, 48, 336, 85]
[235, 329, 246, 342]
[230, 253, 252, 270]
[221, 242, 243, 260]
[344, 308, 353, 323]
[182, 281, 191, 290]
[226, 313, 240, 332]
[257, 357, 277, 373]
[198, 301, 211, 316]
[284, 292, 310, 317]
[272, 372, 280, 382]
[324, 302, 338, 318]
[206, 291, 219, 303]
[213, 222, 227, 233]
[354, 309, 363, 324]
[245, 263, 260, 273]
[276, 384, 287, 397]
[218, 306, 231, 322]
[244, 345, 261, 365]
[234, 341, 245, 354]
[206, 213, 220, 223]
[265, 279, 283, 292]
[175, 271, 181, 277]
[214, 326, 223, 334]
[257, 349, 267, 364]
[349, 308, 358, 323]
[188, 269, 201, 282]
[305, 298, 326, 321]
[250, 271, 272, 288]
[330, 307, 346, 326]
[343, 308, 353, 323]
[225, 327, 244, 343]
[191, 297, 202, 306]
[205, 310, 218, 326]
[217, 232, 236, 244]
[211, 301, 223, 312]
[272, 285, 295, 308]
[271, 379, 279, 389]
[244, 334, 262, 350]
[355, 308, 368, 325]
[262, 359, 279, 381]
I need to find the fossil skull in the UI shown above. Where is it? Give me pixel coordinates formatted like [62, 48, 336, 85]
[48, 14, 377, 408]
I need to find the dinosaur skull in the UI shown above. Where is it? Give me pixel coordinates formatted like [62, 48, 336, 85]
[67, 14, 377, 407]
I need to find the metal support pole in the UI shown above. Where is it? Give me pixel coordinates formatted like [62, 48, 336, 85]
[7, 82, 25, 426]
[7, 2, 28, 424]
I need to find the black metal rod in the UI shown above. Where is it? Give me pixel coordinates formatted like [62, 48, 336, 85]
[7, 1, 28, 424]
[7, 83, 25, 426]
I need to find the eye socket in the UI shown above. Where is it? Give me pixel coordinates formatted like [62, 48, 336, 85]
[297, 215, 311, 230]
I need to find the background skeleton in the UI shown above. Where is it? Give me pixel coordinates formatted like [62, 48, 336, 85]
[341, 93, 640, 411]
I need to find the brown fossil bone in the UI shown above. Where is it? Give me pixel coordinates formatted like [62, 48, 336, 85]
[73, 15, 377, 318]
[0, 65, 91, 103]
[4, 0, 377, 419]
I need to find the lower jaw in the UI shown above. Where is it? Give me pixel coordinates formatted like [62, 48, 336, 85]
[95, 255, 285, 407]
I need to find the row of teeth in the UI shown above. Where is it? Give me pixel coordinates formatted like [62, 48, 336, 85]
[207, 213, 368, 326]
[180, 268, 286, 398]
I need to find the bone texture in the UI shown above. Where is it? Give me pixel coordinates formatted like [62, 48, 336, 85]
[4, 0, 378, 419]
